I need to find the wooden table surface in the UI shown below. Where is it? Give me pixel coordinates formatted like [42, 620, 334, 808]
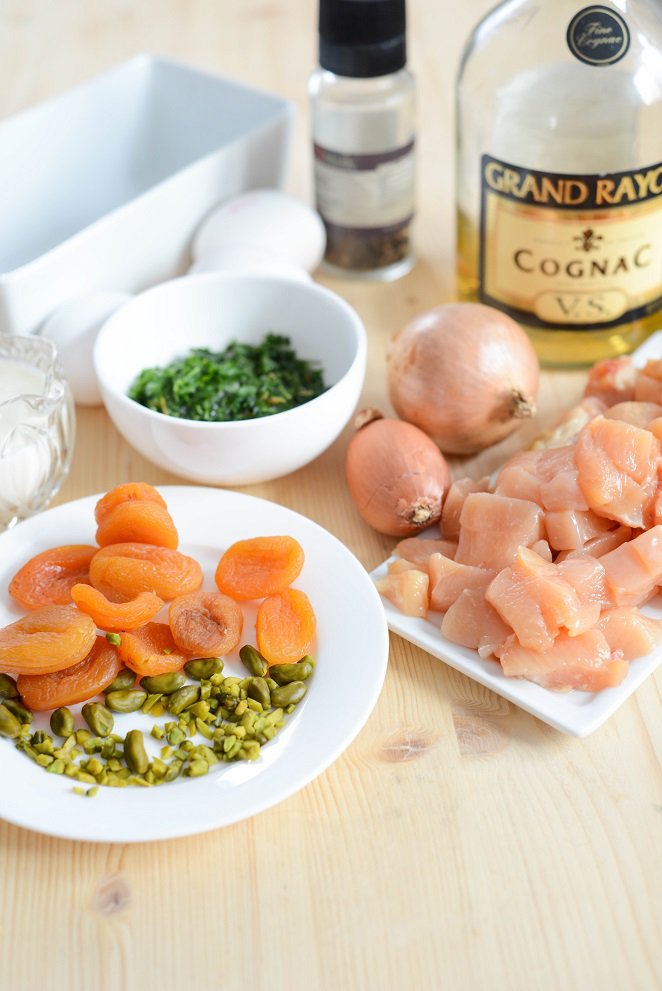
[1, 2, 660, 990]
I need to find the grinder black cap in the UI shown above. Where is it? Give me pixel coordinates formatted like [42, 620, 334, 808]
[318, 0, 407, 78]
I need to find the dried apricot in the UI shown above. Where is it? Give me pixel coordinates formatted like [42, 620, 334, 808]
[9, 545, 98, 610]
[215, 536, 304, 601]
[118, 622, 189, 677]
[89, 543, 203, 602]
[70, 584, 164, 632]
[94, 482, 166, 524]
[17, 636, 121, 711]
[168, 591, 243, 658]
[255, 588, 316, 665]
[95, 500, 179, 549]
[0, 605, 97, 675]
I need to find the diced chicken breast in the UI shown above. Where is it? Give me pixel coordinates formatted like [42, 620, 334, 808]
[557, 525, 633, 561]
[600, 525, 662, 606]
[634, 360, 662, 404]
[494, 463, 543, 506]
[441, 588, 511, 659]
[597, 607, 662, 660]
[428, 553, 495, 613]
[500, 450, 544, 473]
[486, 546, 605, 650]
[536, 445, 577, 483]
[647, 417, 662, 443]
[534, 396, 608, 448]
[544, 508, 613, 552]
[441, 476, 491, 541]
[584, 356, 636, 407]
[539, 468, 589, 512]
[375, 569, 429, 618]
[556, 555, 607, 632]
[387, 558, 422, 574]
[604, 401, 662, 429]
[394, 537, 458, 572]
[499, 629, 629, 692]
[485, 548, 579, 650]
[495, 450, 543, 505]
[455, 493, 545, 571]
[574, 416, 660, 528]
[531, 540, 553, 562]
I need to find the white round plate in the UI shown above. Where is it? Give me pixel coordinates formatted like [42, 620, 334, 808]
[0, 487, 389, 843]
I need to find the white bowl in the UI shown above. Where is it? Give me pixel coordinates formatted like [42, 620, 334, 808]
[0, 55, 293, 336]
[94, 274, 367, 485]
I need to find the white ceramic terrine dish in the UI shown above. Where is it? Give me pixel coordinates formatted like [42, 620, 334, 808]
[0, 54, 294, 336]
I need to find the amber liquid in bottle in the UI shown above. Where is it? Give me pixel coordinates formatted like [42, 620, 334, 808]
[456, 0, 662, 368]
[456, 209, 660, 368]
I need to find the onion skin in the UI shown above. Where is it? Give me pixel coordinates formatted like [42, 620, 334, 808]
[345, 411, 451, 537]
[387, 303, 540, 455]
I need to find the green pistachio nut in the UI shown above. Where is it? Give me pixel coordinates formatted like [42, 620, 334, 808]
[50, 707, 76, 738]
[105, 689, 148, 713]
[167, 685, 200, 715]
[184, 657, 224, 680]
[82, 702, 115, 738]
[123, 729, 149, 775]
[105, 668, 136, 692]
[2, 698, 32, 725]
[140, 672, 187, 695]
[0, 673, 19, 700]
[0, 703, 22, 739]
[269, 660, 314, 685]
[246, 677, 271, 710]
[239, 645, 268, 678]
[270, 681, 307, 707]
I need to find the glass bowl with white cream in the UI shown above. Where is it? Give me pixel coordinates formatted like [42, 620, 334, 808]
[0, 335, 75, 530]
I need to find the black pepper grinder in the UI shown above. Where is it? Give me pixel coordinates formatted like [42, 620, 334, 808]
[309, 0, 416, 280]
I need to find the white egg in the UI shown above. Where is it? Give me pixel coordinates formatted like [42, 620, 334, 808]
[40, 291, 132, 406]
[187, 246, 311, 281]
[192, 189, 326, 273]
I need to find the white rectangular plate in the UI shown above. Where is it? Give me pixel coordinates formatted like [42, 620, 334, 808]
[370, 557, 662, 737]
[371, 331, 662, 737]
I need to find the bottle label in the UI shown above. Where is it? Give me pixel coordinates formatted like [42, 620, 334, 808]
[313, 141, 415, 231]
[567, 6, 630, 67]
[479, 156, 662, 331]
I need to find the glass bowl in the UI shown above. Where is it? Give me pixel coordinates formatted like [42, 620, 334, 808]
[0, 335, 75, 530]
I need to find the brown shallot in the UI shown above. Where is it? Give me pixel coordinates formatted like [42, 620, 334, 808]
[387, 302, 540, 455]
[345, 410, 450, 536]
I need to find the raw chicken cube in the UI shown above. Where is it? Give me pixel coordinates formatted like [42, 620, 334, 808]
[455, 493, 544, 571]
[597, 607, 662, 660]
[441, 588, 511, 659]
[634, 359, 662, 404]
[584, 356, 636, 407]
[428, 553, 494, 613]
[544, 509, 613, 552]
[495, 450, 543, 505]
[486, 546, 604, 651]
[441, 476, 491, 541]
[557, 526, 632, 561]
[375, 569, 429, 618]
[600, 526, 662, 606]
[604, 401, 662, 429]
[534, 397, 607, 448]
[499, 629, 629, 692]
[574, 416, 660, 528]
[394, 537, 458, 571]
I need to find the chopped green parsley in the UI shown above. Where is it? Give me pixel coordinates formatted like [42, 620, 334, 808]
[128, 334, 327, 422]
